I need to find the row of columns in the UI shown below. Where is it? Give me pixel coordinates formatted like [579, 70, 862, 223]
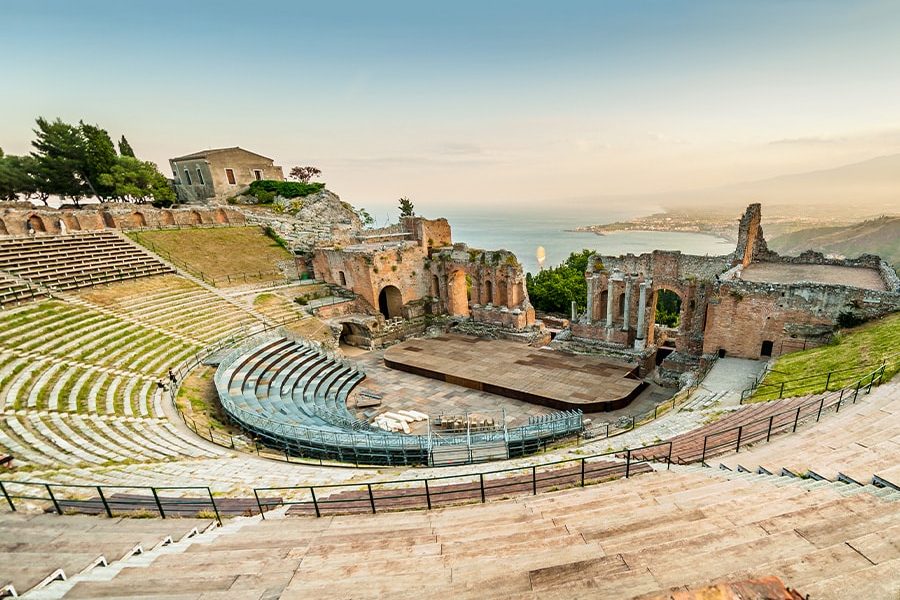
[585, 271, 653, 349]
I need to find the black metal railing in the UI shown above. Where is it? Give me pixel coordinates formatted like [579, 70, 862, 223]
[0, 441, 672, 522]
[700, 364, 888, 465]
[252, 441, 672, 518]
[740, 353, 899, 402]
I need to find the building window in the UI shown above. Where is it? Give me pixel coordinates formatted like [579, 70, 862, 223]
[225, 168, 236, 185]
[196, 168, 205, 185]
[253, 169, 263, 181]
[184, 169, 192, 185]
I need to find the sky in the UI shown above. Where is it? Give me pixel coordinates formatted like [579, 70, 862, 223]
[2, 0, 900, 218]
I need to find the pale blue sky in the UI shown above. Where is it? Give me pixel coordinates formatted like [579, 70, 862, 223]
[2, 0, 900, 215]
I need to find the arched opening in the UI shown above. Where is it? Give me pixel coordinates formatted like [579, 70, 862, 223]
[214, 208, 229, 224]
[161, 210, 176, 226]
[718, 348, 727, 359]
[598, 290, 608, 322]
[27, 215, 46, 233]
[338, 271, 347, 286]
[447, 270, 469, 317]
[484, 280, 493, 304]
[760, 340, 774, 357]
[61, 214, 80, 231]
[431, 275, 440, 297]
[654, 289, 682, 327]
[465, 274, 473, 302]
[131, 212, 147, 228]
[101, 212, 116, 228]
[0, 218, 7, 236]
[378, 285, 403, 319]
[189, 210, 202, 225]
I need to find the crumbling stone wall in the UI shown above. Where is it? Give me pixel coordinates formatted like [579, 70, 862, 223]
[0, 205, 245, 236]
[703, 279, 900, 359]
[429, 244, 535, 329]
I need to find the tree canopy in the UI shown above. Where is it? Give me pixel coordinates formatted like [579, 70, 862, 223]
[525, 249, 595, 315]
[398, 196, 415, 217]
[1, 116, 173, 206]
[288, 166, 322, 183]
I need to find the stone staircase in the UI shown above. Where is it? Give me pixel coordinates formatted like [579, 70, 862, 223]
[36, 466, 900, 599]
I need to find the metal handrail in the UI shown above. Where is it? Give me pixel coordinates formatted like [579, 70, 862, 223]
[697, 364, 889, 465]
[0, 441, 673, 521]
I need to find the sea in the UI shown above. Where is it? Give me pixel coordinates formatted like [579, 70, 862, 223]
[441, 210, 735, 275]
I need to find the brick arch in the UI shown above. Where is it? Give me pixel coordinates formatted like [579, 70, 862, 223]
[161, 210, 176, 226]
[101, 211, 116, 228]
[61, 213, 81, 231]
[27, 214, 46, 233]
[0, 218, 7, 236]
[131, 212, 147, 228]
[214, 208, 229, 224]
[647, 286, 685, 346]
[189, 210, 202, 225]
[446, 269, 469, 317]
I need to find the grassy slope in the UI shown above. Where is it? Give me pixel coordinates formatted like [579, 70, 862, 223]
[129, 226, 292, 284]
[750, 312, 900, 401]
[767, 216, 900, 270]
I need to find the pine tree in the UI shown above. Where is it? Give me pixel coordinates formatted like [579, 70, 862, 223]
[118, 135, 135, 157]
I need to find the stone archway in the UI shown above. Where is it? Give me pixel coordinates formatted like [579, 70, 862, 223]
[214, 208, 229, 224]
[27, 214, 46, 233]
[447, 270, 469, 317]
[0, 218, 8, 236]
[61, 214, 80, 231]
[161, 210, 176, 226]
[378, 285, 403, 319]
[189, 210, 202, 225]
[648, 287, 684, 346]
[101, 212, 116, 228]
[484, 280, 493, 304]
[131, 212, 147, 228]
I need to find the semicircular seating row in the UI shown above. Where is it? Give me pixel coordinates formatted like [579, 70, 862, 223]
[216, 336, 434, 465]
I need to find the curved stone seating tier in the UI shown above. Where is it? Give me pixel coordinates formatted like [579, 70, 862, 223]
[215, 335, 584, 466]
[75, 274, 263, 345]
[716, 381, 900, 488]
[53, 468, 900, 600]
[0, 231, 174, 292]
[0, 414, 223, 470]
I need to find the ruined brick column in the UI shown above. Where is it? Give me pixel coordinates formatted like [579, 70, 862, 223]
[622, 277, 632, 331]
[584, 274, 595, 323]
[606, 277, 615, 328]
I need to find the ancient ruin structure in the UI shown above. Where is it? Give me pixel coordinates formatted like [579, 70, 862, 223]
[0, 203, 246, 236]
[571, 204, 900, 382]
[311, 215, 540, 347]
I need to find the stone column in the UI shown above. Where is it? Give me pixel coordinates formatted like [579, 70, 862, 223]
[635, 281, 650, 349]
[621, 277, 632, 331]
[606, 278, 615, 328]
[584, 274, 594, 323]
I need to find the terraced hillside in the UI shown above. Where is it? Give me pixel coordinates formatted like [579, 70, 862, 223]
[128, 226, 296, 286]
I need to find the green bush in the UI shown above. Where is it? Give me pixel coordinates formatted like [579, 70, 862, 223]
[151, 198, 174, 208]
[248, 179, 324, 201]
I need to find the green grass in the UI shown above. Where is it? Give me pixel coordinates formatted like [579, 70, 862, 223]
[749, 312, 900, 402]
[129, 226, 292, 286]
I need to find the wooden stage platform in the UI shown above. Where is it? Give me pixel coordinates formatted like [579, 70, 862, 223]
[383, 335, 646, 412]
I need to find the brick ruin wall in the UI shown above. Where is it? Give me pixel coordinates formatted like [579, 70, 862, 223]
[0, 204, 246, 236]
[703, 279, 900, 359]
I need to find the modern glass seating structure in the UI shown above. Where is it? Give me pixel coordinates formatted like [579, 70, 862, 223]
[214, 332, 583, 466]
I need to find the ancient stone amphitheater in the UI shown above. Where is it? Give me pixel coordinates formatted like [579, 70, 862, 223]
[0, 226, 898, 599]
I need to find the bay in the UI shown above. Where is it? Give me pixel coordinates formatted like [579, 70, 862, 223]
[443, 211, 735, 275]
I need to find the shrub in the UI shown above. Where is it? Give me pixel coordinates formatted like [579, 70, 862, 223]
[151, 198, 174, 208]
[247, 179, 325, 201]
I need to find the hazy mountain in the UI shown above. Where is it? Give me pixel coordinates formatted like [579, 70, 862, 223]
[768, 216, 900, 268]
[554, 153, 900, 221]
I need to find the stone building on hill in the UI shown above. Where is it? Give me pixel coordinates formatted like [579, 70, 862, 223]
[569, 204, 900, 383]
[169, 147, 284, 204]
